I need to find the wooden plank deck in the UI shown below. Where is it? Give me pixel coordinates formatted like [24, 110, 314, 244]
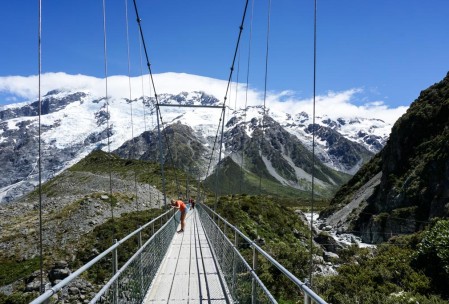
[143, 209, 230, 303]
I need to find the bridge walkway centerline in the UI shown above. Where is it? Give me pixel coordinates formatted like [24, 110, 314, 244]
[143, 208, 231, 303]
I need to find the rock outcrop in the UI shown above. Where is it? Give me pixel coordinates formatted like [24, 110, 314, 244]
[321, 72, 449, 243]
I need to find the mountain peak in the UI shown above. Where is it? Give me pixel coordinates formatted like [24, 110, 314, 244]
[0, 72, 400, 203]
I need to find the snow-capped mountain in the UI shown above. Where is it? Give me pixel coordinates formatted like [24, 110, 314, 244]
[0, 72, 397, 203]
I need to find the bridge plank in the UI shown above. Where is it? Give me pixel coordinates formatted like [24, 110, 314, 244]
[143, 210, 230, 303]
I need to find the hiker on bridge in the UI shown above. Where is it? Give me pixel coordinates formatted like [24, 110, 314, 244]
[171, 199, 187, 233]
[188, 197, 195, 209]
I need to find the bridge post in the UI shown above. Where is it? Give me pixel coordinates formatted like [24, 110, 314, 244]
[231, 230, 239, 299]
[152, 220, 156, 280]
[138, 227, 143, 300]
[222, 224, 227, 263]
[304, 293, 312, 304]
[112, 239, 118, 304]
[252, 245, 258, 304]
[215, 217, 221, 262]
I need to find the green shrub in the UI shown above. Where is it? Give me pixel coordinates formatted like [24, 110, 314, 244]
[413, 219, 449, 297]
[0, 257, 40, 286]
[315, 242, 446, 303]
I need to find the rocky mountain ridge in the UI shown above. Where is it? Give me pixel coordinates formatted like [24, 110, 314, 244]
[0, 77, 392, 203]
[321, 71, 449, 243]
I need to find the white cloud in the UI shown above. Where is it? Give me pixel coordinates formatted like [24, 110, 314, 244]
[258, 88, 407, 125]
[0, 72, 407, 124]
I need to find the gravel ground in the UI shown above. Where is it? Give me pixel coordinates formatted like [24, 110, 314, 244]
[0, 170, 168, 261]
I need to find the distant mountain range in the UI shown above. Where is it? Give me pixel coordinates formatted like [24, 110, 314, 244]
[0, 73, 394, 203]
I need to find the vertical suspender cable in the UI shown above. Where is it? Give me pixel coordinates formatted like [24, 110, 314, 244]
[102, 0, 115, 232]
[240, 0, 255, 195]
[259, 0, 272, 195]
[200, 110, 225, 205]
[37, 0, 44, 294]
[130, 1, 182, 199]
[232, 52, 240, 195]
[234, 51, 240, 112]
[213, 0, 249, 211]
[213, 107, 225, 208]
[137, 22, 153, 210]
[309, 0, 318, 287]
[132, 0, 167, 207]
[149, 76, 154, 130]
[157, 113, 181, 196]
[124, 0, 139, 212]
[138, 30, 147, 133]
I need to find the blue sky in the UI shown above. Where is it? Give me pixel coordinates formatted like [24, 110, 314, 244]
[0, 0, 448, 108]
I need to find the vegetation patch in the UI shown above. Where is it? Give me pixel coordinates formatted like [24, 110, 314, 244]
[74, 208, 165, 284]
[314, 219, 449, 303]
[210, 195, 316, 302]
[0, 257, 40, 286]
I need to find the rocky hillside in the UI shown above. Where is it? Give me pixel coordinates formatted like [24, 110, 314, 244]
[202, 115, 353, 198]
[0, 151, 169, 262]
[114, 122, 210, 177]
[320, 72, 449, 243]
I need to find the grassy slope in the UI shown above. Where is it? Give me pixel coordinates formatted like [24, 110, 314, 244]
[209, 195, 318, 303]
[203, 156, 340, 201]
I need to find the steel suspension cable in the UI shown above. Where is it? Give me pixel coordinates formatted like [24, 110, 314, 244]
[37, 0, 44, 294]
[136, 22, 155, 210]
[234, 51, 240, 112]
[213, 0, 250, 210]
[123, 0, 139, 212]
[132, 0, 184, 204]
[309, 0, 318, 287]
[155, 107, 182, 196]
[131, 0, 168, 206]
[196, 107, 226, 205]
[240, 0, 255, 195]
[138, 29, 147, 133]
[102, 0, 115, 232]
[258, 0, 272, 195]
[231, 51, 240, 196]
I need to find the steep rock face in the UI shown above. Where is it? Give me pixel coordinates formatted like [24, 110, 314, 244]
[0, 92, 105, 203]
[217, 116, 352, 197]
[305, 124, 373, 174]
[114, 122, 209, 176]
[322, 72, 449, 243]
[0, 91, 87, 120]
[157, 91, 220, 106]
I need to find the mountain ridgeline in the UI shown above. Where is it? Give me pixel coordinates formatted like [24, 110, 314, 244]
[0, 74, 391, 203]
[321, 72, 449, 243]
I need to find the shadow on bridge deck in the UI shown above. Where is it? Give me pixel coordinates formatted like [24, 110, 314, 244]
[143, 209, 230, 303]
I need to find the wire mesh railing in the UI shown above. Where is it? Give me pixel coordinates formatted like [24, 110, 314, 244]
[197, 203, 328, 304]
[197, 203, 276, 303]
[30, 208, 176, 304]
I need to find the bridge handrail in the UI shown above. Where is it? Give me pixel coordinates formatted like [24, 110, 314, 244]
[200, 202, 328, 304]
[197, 203, 277, 303]
[30, 208, 174, 304]
[89, 209, 175, 303]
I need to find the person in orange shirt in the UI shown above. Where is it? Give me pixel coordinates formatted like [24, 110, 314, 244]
[171, 199, 187, 233]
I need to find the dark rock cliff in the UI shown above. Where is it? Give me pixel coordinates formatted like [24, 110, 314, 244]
[322, 72, 449, 243]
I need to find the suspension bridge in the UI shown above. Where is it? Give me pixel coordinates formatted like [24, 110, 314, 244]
[30, 203, 326, 304]
[25, 0, 328, 302]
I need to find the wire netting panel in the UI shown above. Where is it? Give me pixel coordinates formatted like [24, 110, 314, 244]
[92, 215, 177, 303]
[197, 205, 276, 303]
